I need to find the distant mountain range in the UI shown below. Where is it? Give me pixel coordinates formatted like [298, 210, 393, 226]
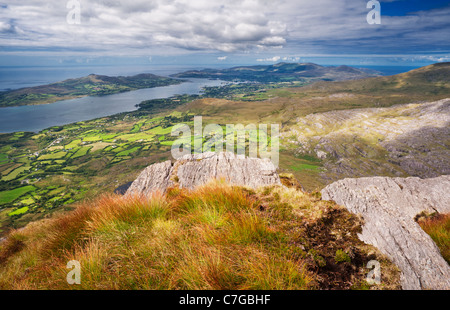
[172, 62, 381, 82]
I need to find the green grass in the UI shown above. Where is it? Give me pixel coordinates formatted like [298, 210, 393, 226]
[116, 133, 155, 142]
[38, 152, 67, 161]
[116, 147, 141, 157]
[0, 154, 8, 163]
[101, 134, 118, 141]
[160, 141, 175, 146]
[278, 152, 325, 191]
[8, 207, 29, 217]
[19, 198, 35, 205]
[148, 126, 174, 135]
[130, 122, 144, 133]
[65, 139, 81, 149]
[2, 166, 30, 181]
[289, 163, 321, 172]
[47, 187, 65, 197]
[0, 186, 36, 205]
[83, 136, 102, 143]
[71, 146, 92, 159]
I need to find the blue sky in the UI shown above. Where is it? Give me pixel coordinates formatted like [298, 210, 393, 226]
[0, 0, 449, 67]
[381, 0, 450, 16]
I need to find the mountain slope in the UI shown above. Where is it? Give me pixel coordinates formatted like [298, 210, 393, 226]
[172, 62, 380, 83]
[282, 98, 450, 183]
[304, 62, 450, 101]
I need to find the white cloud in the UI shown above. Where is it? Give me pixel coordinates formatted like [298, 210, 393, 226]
[257, 56, 281, 62]
[0, 0, 449, 57]
[217, 56, 227, 61]
[282, 56, 301, 62]
[406, 55, 450, 63]
[0, 0, 287, 53]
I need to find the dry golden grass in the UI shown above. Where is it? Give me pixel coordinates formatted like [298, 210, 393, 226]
[0, 180, 400, 290]
[418, 213, 450, 264]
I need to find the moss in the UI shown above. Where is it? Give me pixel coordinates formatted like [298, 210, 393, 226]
[308, 249, 327, 268]
[350, 280, 371, 290]
[335, 249, 351, 263]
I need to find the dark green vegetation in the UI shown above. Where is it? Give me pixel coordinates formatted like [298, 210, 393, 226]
[0, 62, 449, 236]
[200, 82, 308, 101]
[0, 73, 182, 107]
[173, 62, 380, 83]
[0, 181, 400, 289]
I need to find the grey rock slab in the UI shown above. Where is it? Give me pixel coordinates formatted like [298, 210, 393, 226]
[321, 175, 450, 290]
[126, 160, 173, 196]
[126, 152, 281, 197]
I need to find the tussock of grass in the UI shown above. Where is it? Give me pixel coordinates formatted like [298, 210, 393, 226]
[418, 213, 450, 264]
[0, 181, 400, 290]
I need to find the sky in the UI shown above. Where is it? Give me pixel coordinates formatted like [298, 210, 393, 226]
[0, 0, 449, 67]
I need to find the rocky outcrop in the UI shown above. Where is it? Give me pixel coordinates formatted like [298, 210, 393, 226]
[126, 152, 281, 196]
[283, 98, 450, 182]
[321, 175, 450, 290]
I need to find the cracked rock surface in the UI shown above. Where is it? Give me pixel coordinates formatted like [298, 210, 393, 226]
[322, 175, 450, 290]
[126, 152, 281, 196]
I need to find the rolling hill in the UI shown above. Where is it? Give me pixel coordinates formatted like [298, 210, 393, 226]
[172, 62, 381, 83]
[0, 73, 182, 108]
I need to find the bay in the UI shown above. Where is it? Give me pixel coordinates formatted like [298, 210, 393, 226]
[0, 78, 225, 134]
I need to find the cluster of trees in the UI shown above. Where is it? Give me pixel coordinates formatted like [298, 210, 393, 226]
[138, 94, 200, 111]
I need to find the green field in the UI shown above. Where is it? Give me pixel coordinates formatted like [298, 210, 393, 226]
[71, 146, 92, 159]
[116, 147, 141, 157]
[0, 154, 8, 163]
[0, 186, 36, 204]
[8, 206, 29, 216]
[38, 151, 67, 161]
[2, 165, 30, 181]
[290, 163, 321, 172]
[148, 126, 174, 135]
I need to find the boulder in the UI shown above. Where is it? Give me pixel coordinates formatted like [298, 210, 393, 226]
[126, 152, 281, 196]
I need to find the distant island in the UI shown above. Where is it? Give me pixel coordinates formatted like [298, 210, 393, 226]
[0, 73, 183, 108]
[172, 62, 381, 83]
